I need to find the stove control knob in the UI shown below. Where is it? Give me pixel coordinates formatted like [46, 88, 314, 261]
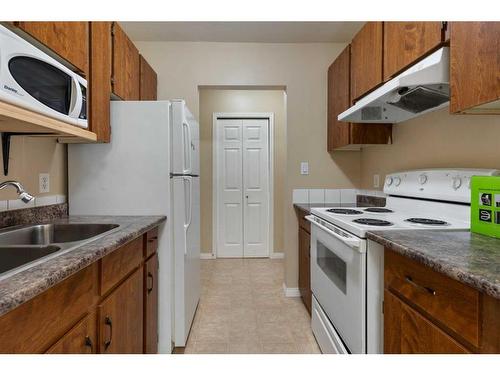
[418, 174, 428, 185]
[386, 176, 393, 186]
[394, 176, 402, 186]
[452, 176, 462, 190]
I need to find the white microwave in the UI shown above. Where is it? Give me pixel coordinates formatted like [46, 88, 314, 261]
[0, 25, 87, 128]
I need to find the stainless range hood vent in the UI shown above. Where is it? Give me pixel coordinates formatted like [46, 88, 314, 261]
[339, 47, 450, 123]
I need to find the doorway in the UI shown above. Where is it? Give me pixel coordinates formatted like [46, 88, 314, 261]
[213, 113, 274, 258]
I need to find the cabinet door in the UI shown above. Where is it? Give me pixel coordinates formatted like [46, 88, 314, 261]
[88, 22, 112, 143]
[298, 227, 311, 314]
[46, 312, 97, 354]
[139, 55, 158, 100]
[327, 45, 392, 151]
[384, 291, 469, 354]
[144, 253, 159, 353]
[15, 22, 89, 75]
[383, 22, 444, 80]
[450, 22, 500, 113]
[99, 267, 143, 354]
[350, 22, 383, 101]
[327, 45, 351, 150]
[112, 22, 140, 100]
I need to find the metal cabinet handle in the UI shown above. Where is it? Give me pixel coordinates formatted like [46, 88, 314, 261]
[147, 272, 154, 294]
[84, 335, 93, 352]
[405, 276, 436, 296]
[104, 316, 113, 350]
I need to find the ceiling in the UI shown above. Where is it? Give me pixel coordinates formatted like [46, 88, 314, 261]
[120, 22, 364, 43]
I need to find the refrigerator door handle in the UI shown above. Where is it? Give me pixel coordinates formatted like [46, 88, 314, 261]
[183, 121, 192, 175]
[183, 176, 192, 255]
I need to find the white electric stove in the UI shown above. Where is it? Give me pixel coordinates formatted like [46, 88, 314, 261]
[308, 168, 500, 355]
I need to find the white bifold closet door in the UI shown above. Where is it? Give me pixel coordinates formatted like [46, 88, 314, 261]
[216, 118, 270, 258]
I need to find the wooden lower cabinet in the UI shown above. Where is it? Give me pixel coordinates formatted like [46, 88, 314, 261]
[144, 253, 159, 353]
[47, 312, 97, 354]
[298, 227, 311, 314]
[384, 248, 500, 354]
[0, 227, 160, 354]
[99, 267, 144, 354]
[384, 291, 468, 354]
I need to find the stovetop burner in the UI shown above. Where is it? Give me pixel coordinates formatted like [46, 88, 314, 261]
[364, 207, 394, 213]
[327, 208, 363, 215]
[405, 218, 449, 226]
[352, 218, 394, 226]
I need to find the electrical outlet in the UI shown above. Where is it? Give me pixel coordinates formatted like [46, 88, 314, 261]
[300, 162, 309, 175]
[373, 174, 380, 188]
[39, 173, 50, 193]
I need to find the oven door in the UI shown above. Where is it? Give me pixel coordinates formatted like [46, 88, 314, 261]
[306, 215, 366, 354]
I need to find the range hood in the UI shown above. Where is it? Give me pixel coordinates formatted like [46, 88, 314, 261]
[338, 47, 450, 123]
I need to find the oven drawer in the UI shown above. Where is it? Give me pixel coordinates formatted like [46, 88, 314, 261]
[311, 295, 348, 354]
[384, 249, 480, 347]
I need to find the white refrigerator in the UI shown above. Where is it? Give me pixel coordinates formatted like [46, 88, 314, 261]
[68, 100, 200, 352]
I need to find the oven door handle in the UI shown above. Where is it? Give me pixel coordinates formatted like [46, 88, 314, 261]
[305, 215, 363, 252]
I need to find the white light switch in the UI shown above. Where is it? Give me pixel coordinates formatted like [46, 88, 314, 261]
[300, 162, 309, 175]
[39, 173, 50, 193]
[373, 174, 380, 188]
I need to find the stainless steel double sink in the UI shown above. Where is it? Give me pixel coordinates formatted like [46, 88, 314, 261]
[0, 223, 119, 278]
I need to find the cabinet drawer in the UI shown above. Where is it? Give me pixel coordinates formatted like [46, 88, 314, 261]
[100, 237, 143, 295]
[144, 227, 159, 258]
[384, 250, 480, 347]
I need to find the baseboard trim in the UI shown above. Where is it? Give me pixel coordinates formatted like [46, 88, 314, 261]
[282, 283, 301, 298]
[270, 252, 284, 259]
[200, 252, 216, 260]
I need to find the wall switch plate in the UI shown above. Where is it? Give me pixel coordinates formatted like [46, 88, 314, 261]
[373, 174, 380, 188]
[300, 162, 309, 175]
[39, 173, 50, 193]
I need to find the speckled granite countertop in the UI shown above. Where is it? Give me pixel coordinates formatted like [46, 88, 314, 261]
[0, 215, 166, 317]
[367, 230, 500, 299]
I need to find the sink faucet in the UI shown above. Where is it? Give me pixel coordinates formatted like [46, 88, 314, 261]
[0, 181, 34, 203]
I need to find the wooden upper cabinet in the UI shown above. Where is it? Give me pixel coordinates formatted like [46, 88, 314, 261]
[383, 22, 444, 81]
[450, 22, 500, 114]
[350, 22, 383, 101]
[328, 45, 351, 150]
[327, 45, 392, 151]
[88, 22, 112, 143]
[98, 267, 143, 354]
[112, 22, 140, 100]
[15, 22, 89, 75]
[139, 55, 158, 100]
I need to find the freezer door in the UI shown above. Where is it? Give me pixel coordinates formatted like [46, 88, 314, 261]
[171, 100, 198, 175]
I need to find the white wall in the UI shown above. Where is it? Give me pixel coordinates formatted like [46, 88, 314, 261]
[135, 41, 361, 287]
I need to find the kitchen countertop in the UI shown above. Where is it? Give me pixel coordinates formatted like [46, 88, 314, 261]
[367, 230, 500, 300]
[0, 215, 166, 317]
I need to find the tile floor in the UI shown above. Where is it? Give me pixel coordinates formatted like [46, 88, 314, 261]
[183, 258, 321, 354]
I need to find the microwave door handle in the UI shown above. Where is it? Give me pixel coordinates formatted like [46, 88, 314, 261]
[305, 215, 361, 251]
[68, 78, 82, 118]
